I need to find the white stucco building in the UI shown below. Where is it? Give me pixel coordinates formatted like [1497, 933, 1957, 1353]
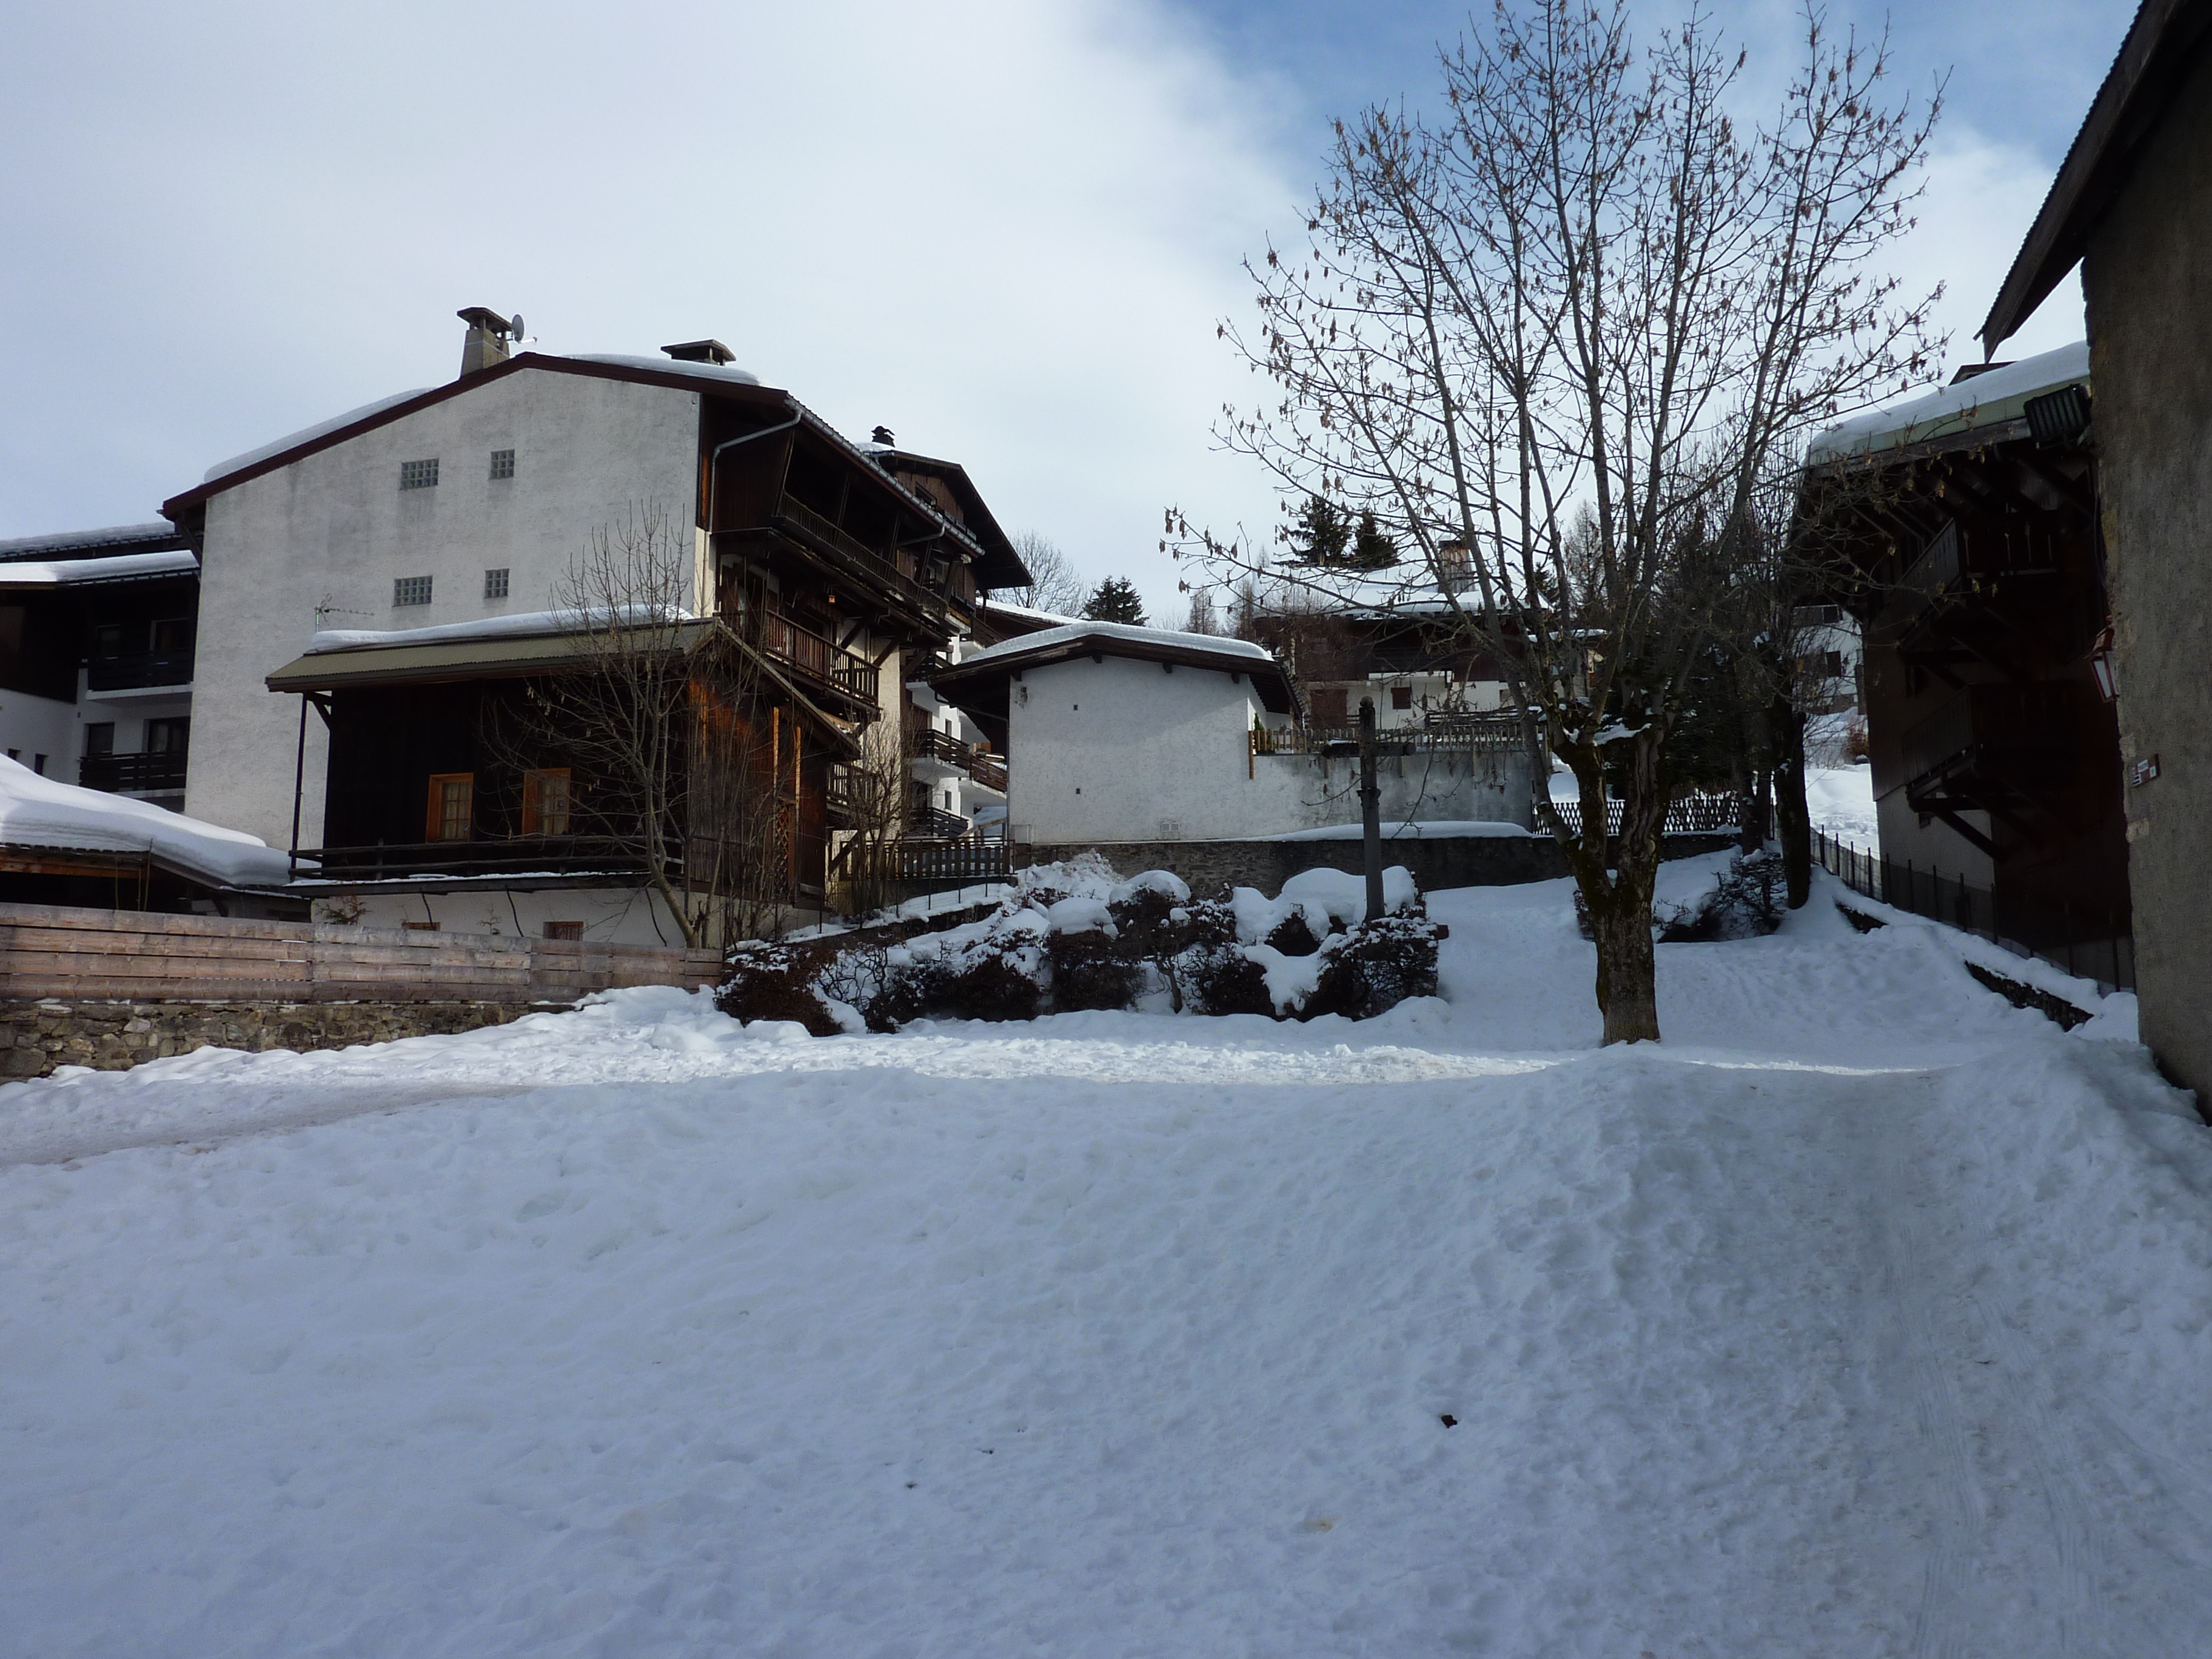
[928, 621, 1533, 845]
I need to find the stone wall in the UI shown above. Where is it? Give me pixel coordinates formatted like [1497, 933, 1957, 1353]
[1031, 832, 1738, 897]
[2082, 41, 2212, 1099]
[0, 998, 550, 1081]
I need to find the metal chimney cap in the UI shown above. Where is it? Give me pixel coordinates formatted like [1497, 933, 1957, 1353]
[870, 425, 896, 446]
[457, 306, 516, 334]
[663, 338, 736, 365]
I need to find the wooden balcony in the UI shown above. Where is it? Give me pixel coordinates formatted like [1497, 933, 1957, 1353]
[912, 727, 1007, 791]
[87, 648, 195, 692]
[751, 609, 875, 706]
[78, 750, 187, 794]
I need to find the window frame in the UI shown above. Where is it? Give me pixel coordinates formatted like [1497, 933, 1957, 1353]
[425, 772, 475, 842]
[483, 567, 510, 600]
[394, 575, 434, 608]
[520, 766, 572, 837]
[399, 458, 440, 491]
[489, 449, 515, 481]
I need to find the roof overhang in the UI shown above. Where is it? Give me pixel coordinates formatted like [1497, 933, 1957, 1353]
[266, 615, 863, 757]
[167, 355, 797, 518]
[0, 549, 200, 590]
[928, 630, 1302, 720]
[266, 618, 722, 691]
[1803, 341, 2091, 469]
[1981, 0, 2212, 350]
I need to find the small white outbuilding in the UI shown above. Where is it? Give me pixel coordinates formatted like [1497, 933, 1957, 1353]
[928, 621, 1532, 845]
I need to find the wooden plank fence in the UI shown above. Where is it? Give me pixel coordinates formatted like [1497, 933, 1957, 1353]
[0, 902, 723, 1005]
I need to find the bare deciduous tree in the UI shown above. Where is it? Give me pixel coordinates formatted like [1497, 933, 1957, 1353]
[1171, 0, 1940, 1042]
[493, 503, 793, 947]
[1004, 531, 1088, 617]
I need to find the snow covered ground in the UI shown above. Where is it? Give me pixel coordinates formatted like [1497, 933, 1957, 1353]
[5, 871, 2212, 1655]
[1808, 762, 1880, 845]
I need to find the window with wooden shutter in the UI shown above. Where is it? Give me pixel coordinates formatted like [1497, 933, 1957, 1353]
[1310, 687, 1349, 726]
[425, 773, 474, 842]
[520, 767, 571, 837]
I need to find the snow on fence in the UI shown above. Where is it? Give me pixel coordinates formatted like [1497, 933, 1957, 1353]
[1542, 791, 1742, 837]
[1812, 828, 2136, 993]
[0, 902, 722, 1005]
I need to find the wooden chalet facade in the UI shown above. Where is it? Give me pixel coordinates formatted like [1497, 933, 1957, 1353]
[1803, 345, 2131, 973]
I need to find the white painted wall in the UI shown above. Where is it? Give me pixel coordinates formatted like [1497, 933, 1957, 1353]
[329, 883, 703, 948]
[1003, 654, 1530, 842]
[0, 687, 81, 782]
[189, 369, 704, 848]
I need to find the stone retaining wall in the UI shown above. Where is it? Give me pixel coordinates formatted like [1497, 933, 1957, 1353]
[0, 999, 554, 1081]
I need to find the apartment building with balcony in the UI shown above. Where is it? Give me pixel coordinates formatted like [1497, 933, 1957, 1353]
[0, 523, 198, 810]
[156, 312, 1029, 940]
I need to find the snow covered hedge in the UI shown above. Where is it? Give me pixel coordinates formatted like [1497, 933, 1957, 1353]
[719, 859, 1441, 1033]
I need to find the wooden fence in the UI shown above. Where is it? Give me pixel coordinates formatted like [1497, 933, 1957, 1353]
[0, 902, 724, 1005]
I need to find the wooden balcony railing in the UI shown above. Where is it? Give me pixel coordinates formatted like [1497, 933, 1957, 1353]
[770, 499, 955, 625]
[78, 751, 188, 794]
[751, 610, 876, 704]
[1253, 715, 1524, 757]
[87, 648, 195, 692]
[912, 728, 1007, 791]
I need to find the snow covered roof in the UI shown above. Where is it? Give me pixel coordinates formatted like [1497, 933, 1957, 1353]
[979, 598, 1082, 629]
[202, 387, 436, 483]
[931, 620, 1301, 719]
[304, 605, 685, 655]
[271, 613, 720, 691]
[565, 354, 761, 389]
[0, 549, 198, 588]
[0, 756, 295, 889]
[959, 619, 1273, 670]
[0, 522, 186, 561]
[1805, 341, 2091, 465]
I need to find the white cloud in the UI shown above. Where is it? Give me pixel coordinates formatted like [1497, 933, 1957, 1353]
[1886, 128, 2084, 367]
[0, 1, 1301, 622]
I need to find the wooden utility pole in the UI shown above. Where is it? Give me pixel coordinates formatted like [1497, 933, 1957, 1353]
[1358, 696, 1384, 922]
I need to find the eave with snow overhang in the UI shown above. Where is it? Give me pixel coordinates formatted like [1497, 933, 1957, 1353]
[160, 353, 1031, 618]
[1804, 343, 2093, 470]
[927, 622, 1302, 729]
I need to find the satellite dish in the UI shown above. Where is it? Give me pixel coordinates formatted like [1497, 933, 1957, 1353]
[509, 313, 525, 341]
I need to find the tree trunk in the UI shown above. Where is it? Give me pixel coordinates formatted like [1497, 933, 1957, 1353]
[1741, 696, 1774, 851]
[1770, 697, 1812, 908]
[1590, 894, 1660, 1044]
[1584, 729, 1665, 1044]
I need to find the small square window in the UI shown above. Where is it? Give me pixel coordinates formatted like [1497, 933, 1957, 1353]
[543, 920, 583, 942]
[394, 575, 433, 607]
[484, 568, 510, 600]
[489, 449, 515, 480]
[400, 458, 439, 490]
[1391, 685, 1413, 711]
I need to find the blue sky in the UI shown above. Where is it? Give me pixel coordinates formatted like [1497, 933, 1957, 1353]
[0, 1, 2138, 619]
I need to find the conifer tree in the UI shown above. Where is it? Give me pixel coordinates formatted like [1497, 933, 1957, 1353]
[1081, 576, 1147, 625]
[1351, 510, 1397, 571]
[1287, 495, 1350, 564]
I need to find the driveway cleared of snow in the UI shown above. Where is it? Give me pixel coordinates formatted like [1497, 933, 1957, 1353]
[3, 872, 2209, 1657]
